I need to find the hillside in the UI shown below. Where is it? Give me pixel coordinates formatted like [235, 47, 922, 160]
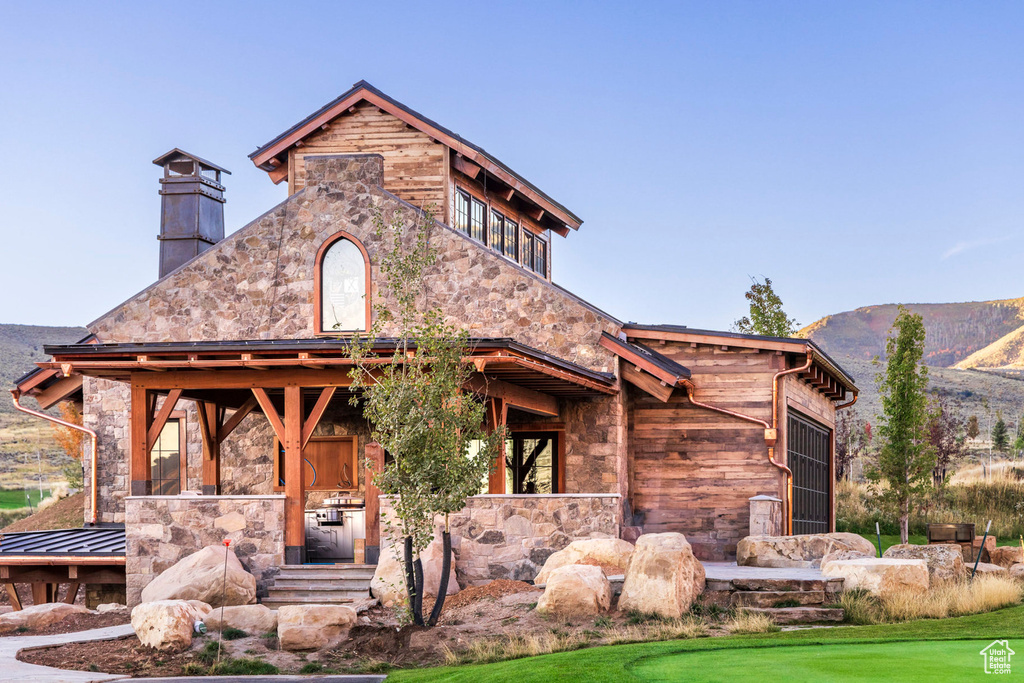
[0, 323, 88, 413]
[956, 324, 1024, 371]
[800, 298, 1024, 367]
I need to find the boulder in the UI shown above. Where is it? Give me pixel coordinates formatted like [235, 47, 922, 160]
[618, 533, 705, 619]
[972, 562, 1009, 577]
[737, 533, 877, 568]
[821, 558, 929, 598]
[1009, 564, 1024, 580]
[536, 564, 611, 617]
[140, 545, 256, 607]
[371, 536, 459, 607]
[988, 546, 1023, 569]
[534, 538, 634, 584]
[0, 602, 90, 633]
[205, 604, 277, 634]
[131, 599, 211, 650]
[883, 544, 966, 584]
[821, 549, 875, 566]
[277, 604, 356, 651]
[96, 603, 129, 613]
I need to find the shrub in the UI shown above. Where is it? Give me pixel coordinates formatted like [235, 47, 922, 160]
[724, 611, 780, 634]
[838, 588, 882, 625]
[221, 627, 248, 641]
[196, 641, 220, 666]
[209, 658, 279, 675]
[300, 662, 326, 674]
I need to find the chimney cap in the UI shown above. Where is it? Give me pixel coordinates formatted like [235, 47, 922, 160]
[152, 148, 232, 175]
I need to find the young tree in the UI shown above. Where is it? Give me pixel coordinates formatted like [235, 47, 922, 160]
[869, 306, 934, 544]
[348, 206, 503, 627]
[926, 393, 967, 485]
[733, 277, 799, 337]
[1013, 413, 1024, 459]
[966, 415, 981, 441]
[51, 402, 85, 489]
[991, 412, 1009, 454]
[834, 408, 868, 482]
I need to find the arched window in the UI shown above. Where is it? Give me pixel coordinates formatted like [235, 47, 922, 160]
[315, 232, 370, 334]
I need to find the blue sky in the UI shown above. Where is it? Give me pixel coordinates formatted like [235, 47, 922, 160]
[1, 2, 1023, 331]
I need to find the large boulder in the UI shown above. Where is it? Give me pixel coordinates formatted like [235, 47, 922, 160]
[821, 558, 928, 598]
[205, 604, 277, 634]
[277, 604, 356, 651]
[883, 544, 966, 584]
[988, 546, 1023, 569]
[618, 533, 705, 619]
[0, 602, 90, 633]
[371, 536, 459, 607]
[536, 564, 611, 617]
[534, 538, 634, 584]
[1009, 564, 1024, 580]
[972, 562, 1009, 577]
[141, 545, 256, 607]
[131, 599, 211, 650]
[737, 533, 877, 568]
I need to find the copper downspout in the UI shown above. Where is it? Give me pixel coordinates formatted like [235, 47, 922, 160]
[771, 350, 814, 535]
[11, 389, 99, 525]
[834, 392, 859, 411]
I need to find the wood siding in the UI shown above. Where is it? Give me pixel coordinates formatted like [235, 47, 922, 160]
[288, 102, 448, 214]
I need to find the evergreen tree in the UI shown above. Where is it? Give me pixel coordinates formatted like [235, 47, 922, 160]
[991, 412, 1009, 454]
[733, 277, 799, 337]
[869, 306, 934, 544]
[966, 415, 980, 441]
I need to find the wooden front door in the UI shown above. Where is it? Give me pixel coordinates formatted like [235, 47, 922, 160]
[788, 411, 832, 535]
[274, 436, 358, 492]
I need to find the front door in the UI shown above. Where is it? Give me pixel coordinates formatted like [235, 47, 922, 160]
[787, 411, 831, 535]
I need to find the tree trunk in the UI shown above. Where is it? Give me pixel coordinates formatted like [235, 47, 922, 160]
[402, 536, 424, 627]
[412, 557, 425, 627]
[899, 498, 909, 545]
[427, 531, 451, 626]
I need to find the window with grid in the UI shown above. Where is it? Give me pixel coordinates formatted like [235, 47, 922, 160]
[454, 190, 470, 234]
[534, 240, 547, 276]
[470, 197, 486, 242]
[522, 232, 535, 271]
[151, 418, 182, 495]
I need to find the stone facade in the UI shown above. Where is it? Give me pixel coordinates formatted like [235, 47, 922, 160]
[125, 495, 284, 606]
[382, 494, 620, 586]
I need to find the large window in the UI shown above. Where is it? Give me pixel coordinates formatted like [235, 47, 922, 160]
[453, 185, 551, 276]
[151, 416, 184, 495]
[473, 432, 561, 495]
[316, 232, 369, 333]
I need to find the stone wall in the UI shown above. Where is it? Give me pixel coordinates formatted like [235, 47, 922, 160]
[125, 495, 285, 606]
[380, 494, 620, 586]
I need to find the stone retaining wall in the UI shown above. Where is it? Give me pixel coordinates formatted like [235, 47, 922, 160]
[125, 494, 285, 606]
[381, 494, 620, 586]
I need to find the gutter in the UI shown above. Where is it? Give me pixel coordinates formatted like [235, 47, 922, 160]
[11, 389, 98, 525]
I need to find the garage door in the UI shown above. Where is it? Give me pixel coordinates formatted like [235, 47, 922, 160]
[788, 411, 831, 535]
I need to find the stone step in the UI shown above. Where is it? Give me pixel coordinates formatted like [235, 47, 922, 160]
[280, 564, 377, 570]
[274, 569, 376, 581]
[731, 590, 826, 608]
[743, 606, 844, 624]
[716, 577, 842, 593]
[266, 587, 371, 602]
[262, 596, 356, 610]
[271, 578, 372, 590]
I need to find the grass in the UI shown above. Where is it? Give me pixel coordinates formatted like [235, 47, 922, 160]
[221, 627, 248, 640]
[723, 611, 780, 635]
[838, 574, 1022, 624]
[0, 488, 50, 510]
[388, 604, 1024, 682]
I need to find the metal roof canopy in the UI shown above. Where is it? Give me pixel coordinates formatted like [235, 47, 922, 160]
[0, 527, 125, 557]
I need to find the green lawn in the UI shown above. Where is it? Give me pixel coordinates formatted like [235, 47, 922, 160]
[388, 605, 1024, 682]
[0, 488, 49, 510]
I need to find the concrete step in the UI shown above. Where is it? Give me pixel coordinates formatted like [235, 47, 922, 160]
[731, 590, 826, 608]
[743, 606, 844, 624]
[271, 578, 372, 590]
[267, 587, 371, 602]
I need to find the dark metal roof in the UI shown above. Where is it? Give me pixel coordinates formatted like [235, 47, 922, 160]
[0, 527, 125, 556]
[250, 80, 581, 225]
[601, 333, 690, 381]
[624, 324, 857, 389]
[153, 148, 231, 174]
[14, 334, 96, 390]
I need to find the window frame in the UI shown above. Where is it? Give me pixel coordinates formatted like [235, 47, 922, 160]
[314, 230, 372, 336]
[150, 410, 187, 495]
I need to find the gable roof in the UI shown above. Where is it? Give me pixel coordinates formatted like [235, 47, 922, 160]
[249, 80, 582, 232]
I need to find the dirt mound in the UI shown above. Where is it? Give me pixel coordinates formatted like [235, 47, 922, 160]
[443, 579, 538, 612]
[2, 492, 85, 532]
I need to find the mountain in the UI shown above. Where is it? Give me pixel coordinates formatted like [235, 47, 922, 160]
[956, 324, 1024, 372]
[0, 323, 89, 414]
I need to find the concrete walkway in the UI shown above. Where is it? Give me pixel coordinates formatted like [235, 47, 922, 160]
[1, 623, 134, 682]
[702, 561, 830, 582]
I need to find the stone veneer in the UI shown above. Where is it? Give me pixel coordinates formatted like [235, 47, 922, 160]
[381, 494, 620, 586]
[125, 495, 284, 607]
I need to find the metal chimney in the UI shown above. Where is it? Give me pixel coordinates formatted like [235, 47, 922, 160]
[153, 149, 231, 278]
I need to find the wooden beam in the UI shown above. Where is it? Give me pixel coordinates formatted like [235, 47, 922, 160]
[623, 327, 808, 355]
[527, 207, 545, 222]
[217, 396, 258, 442]
[599, 334, 684, 386]
[621, 361, 675, 402]
[463, 374, 559, 417]
[301, 387, 337, 450]
[133, 368, 358, 390]
[34, 374, 83, 410]
[283, 385, 304, 563]
[130, 384, 151, 496]
[198, 400, 221, 494]
[3, 583, 21, 611]
[63, 582, 80, 604]
[487, 397, 508, 494]
[268, 163, 289, 185]
[451, 154, 481, 180]
[252, 388, 286, 443]
[146, 389, 183, 452]
[363, 441, 384, 564]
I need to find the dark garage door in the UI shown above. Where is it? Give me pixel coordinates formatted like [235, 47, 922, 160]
[788, 411, 831, 535]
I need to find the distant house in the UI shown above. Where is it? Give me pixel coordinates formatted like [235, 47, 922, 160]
[12, 81, 857, 606]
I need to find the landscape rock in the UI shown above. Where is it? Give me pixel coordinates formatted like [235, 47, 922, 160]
[96, 603, 129, 613]
[131, 599, 211, 650]
[205, 604, 277, 634]
[972, 562, 1009, 577]
[618, 532, 705, 619]
[371, 536, 459, 607]
[140, 545, 256, 607]
[277, 604, 356, 651]
[883, 544, 966, 584]
[534, 538, 635, 584]
[1009, 564, 1024, 580]
[0, 602, 90, 633]
[821, 549, 875, 566]
[988, 546, 1023, 569]
[536, 564, 611, 616]
[821, 558, 929, 598]
[737, 533, 877, 568]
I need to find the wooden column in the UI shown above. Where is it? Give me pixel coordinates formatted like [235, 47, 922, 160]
[486, 397, 507, 494]
[198, 401, 221, 494]
[364, 441, 385, 565]
[283, 386, 304, 565]
[130, 383, 152, 496]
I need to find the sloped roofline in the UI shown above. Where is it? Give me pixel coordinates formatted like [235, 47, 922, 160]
[248, 80, 582, 230]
